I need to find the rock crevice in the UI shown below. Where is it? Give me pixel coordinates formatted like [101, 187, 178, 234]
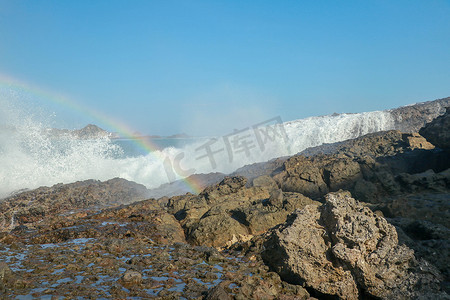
[261, 192, 446, 299]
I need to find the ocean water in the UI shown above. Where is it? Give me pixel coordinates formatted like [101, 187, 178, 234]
[0, 110, 395, 198]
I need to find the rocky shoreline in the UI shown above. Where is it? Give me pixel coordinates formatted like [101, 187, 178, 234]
[0, 107, 449, 299]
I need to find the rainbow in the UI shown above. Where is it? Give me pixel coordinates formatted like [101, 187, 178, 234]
[0, 72, 203, 194]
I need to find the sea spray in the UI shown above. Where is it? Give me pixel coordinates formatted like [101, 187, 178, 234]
[284, 111, 395, 152]
[0, 122, 124, 198]
[0, 108, 395, 198]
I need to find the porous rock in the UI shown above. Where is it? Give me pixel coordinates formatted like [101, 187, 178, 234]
[167, 176, 319, 247]
[262, 191, 446, 299]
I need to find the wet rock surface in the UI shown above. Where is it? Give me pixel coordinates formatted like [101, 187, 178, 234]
[0, 178, 150, 231]
[0, 196, 312, 299]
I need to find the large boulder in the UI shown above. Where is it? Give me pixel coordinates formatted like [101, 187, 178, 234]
[232, 191, 318, 236]
[167, 176, 320, 247]
[262, 192, 446, 299]
[420, 107, 450, 150]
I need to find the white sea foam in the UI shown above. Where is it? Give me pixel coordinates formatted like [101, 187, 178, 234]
[0, 103, 395, 198]
[284, 111, 395, 152]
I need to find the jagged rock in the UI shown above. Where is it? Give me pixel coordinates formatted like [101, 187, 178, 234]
[201, 176, 248, 203]
[93, 198, 186, 244]
[0, 262, 14, 283]
[390, 97, 450, 133]
[268, 189, 284, 208]
[396, 168, 450, 193]
[233, 192, 319, 236]
[277, 155, 329, 197]
[379, 189, 450, 228]
[187, 206, 250, 247]
[274, 153, 366, 198]
[232, 158, 287, 183]
[420, 107, 450, 150]
[205, 284, 233, 300]
[167, 176, 319, 247]
[389, 217, 450, 284]
[336, 130, 414, 158]
[169, 176, 269, 246]
[0, 178, 150, 231]
[262, 204, 359, 299]
[233, 271, 311, 300]
[3, 194, 185, 246]
[262, 192, 446, 299]
[45, 124, 116, 139]
[403, 132, 435, 149]
[252, 175, 279, 191]
[121, 270, 142, 286]
[273, 130, 448, 201]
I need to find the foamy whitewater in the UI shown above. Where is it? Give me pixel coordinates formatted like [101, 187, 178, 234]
[0, 104, 395, 198]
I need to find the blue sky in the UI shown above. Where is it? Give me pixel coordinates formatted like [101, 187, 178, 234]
[0, 0, 449, 135]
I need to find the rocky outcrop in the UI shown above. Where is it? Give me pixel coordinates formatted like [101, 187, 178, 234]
[0, 175, 313, 299]
[231, 158, 287, 183]
[420, 107, 450, 150]
[262, 192, 446, 299]
[1, 97, 449, 299]
[73, 124, 113, 139]
[45, 124, 117, 139]
[390, 96, 450, 133]
[230, 130, 444, 202]
[0, 178, 150, 231]
[272, 130, 449, 201]
[167, 176, 320, 248]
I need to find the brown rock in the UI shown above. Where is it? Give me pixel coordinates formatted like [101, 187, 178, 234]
[352, 179, 378, 202]
[403, 132, 435, 150]
[262, 204, 359, 299]
[268, 189, 284, 208]
[0, 262, 14, 283]
[188, 206, 250, 247]
[0, 178, 150, 231]
[168, 176, 272, 247]
[262, 192, 446, 299]
[205, 284, 233, 300]
[201, 176, 248, 203]
[121, 270, 142, 286]
[252, 175, 279, 191]
[420, 107, 450, 150]
[282, 155, 329, 197]
[235, 192, 319, 236]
